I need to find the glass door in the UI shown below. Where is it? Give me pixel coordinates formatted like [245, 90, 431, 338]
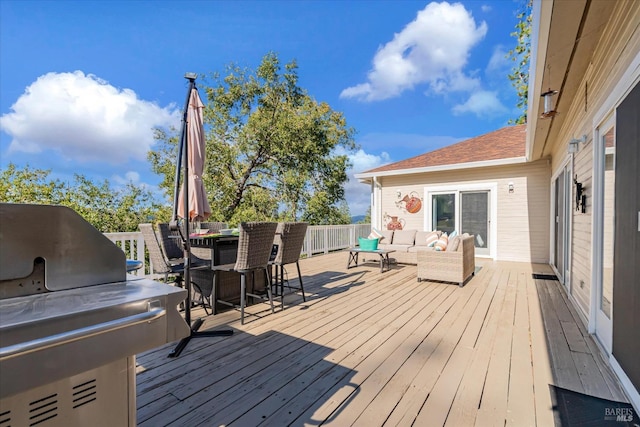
[461, 191, 489, 256]
[432, 193, 455, 235]
[596, 124, 615, 352]
[429, 190, 491, 256]
[553, 167, 570, 285]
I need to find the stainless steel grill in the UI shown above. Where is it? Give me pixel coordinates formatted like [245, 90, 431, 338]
[0, 203, 190, 426]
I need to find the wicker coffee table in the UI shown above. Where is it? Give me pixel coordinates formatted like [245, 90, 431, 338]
[347, 248, 395, 273]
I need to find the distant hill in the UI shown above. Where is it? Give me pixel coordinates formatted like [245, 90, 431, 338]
[351, 215, 366, 224]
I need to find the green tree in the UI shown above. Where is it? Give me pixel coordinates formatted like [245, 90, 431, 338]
[507, 0, 532, 124]
[358, 206, 371, 224]
[0, 163, 163, 232]
[150, 52, 357, 225]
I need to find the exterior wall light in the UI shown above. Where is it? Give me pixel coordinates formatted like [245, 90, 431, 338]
[568, 135, 587, 154]
[541, 89, 558, 118]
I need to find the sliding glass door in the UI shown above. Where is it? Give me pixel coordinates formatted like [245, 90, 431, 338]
[432, 194, 455, 234]
[595, 122, 615, 352]
[552, 166, 570, 286]
[429, 189, 490, 256]
[461, 191, 489, 252]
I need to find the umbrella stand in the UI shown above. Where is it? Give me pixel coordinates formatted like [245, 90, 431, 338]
[168, 73, 233, 358]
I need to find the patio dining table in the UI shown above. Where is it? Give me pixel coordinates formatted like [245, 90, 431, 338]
[189, 232, 266, 307]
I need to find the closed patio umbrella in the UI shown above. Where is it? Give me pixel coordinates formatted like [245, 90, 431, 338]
[169, 74, 231, 358]
[177, 86, 211, 222]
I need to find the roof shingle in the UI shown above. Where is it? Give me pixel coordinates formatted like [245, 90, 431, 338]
[362, 124, 526, 174]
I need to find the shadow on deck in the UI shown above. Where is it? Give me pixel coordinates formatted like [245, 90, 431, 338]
[136, 252, 630, 426]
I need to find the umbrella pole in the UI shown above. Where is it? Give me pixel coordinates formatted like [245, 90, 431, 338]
[169, 73, 233, 358]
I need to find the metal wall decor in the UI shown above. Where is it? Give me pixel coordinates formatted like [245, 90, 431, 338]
[384, 213, 405, 230]
[395, 191, 423, 214]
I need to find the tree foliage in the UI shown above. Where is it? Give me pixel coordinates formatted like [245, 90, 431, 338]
[0, 163, 164, 232]
[507, 0, 532, 124]
[358, 206, 372, 224]
[149, 52, 357, 226]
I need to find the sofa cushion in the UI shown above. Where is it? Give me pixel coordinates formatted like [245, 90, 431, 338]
[434, 233, 449, 251]
[384, 244, 413, 253]
[393, 229, 417, 245]
[408, 245, 436, 253]
[381, 230, 394, 243]
[415, 231, 437, 246]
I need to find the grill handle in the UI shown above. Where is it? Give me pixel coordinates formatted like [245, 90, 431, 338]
[0, 307, 166, 360]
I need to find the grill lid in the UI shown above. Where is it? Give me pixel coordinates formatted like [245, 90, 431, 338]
[0, 203, 126, 297]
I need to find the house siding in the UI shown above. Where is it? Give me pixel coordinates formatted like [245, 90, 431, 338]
[375, 160, 550, 263]
[546, 1, 640, 321]
[570, 146, 593, 316]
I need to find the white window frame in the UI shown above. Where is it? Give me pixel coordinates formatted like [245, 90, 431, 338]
[424, 182, 497, 259]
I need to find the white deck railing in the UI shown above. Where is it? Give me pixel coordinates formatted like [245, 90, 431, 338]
[103, 231, 147, 275]
[105, 224, 370, 277]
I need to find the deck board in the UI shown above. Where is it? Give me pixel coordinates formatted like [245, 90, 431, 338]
[505, 271, 537, 427]
[135, 252, 629, 426]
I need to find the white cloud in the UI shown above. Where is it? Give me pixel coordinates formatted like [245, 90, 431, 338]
[452, 90, 508, 118]
[340, 2, 487, 101]
[333, 147, 391, 216]
[0, 71, 180, 164]
[481, 5, 492, 13]
[349, 148, 392, 174]
[486, 45, 510, 75]
[112, 170, 142, 185]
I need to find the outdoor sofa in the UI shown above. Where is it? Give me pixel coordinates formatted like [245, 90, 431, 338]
[370, 229, 476, 286]
[416, 234, 475, 287]
[373, 229, 437, 264]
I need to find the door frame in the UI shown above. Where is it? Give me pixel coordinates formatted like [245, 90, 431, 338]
[424, 182, 497, 259]
[550, 157, 572, 290]
[589, 51, 640, 346]
[591, 115, 616, 353]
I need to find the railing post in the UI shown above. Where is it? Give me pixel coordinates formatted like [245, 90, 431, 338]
[136, 236, 145, 276]
[324, 227, 329, 254]
[350, 225, 355, 247]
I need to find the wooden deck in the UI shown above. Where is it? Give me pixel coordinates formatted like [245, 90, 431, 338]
[136, 252, 628, 426]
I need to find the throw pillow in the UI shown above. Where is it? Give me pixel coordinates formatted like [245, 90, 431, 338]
[448, 235, 461, 252]
[449, 230, 458, 238]
[368, 227, 384, 240]
[434, 233, 449, 251]
[425, 231, 439, 247]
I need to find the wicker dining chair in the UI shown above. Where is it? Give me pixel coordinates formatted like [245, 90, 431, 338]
[155, 222, 216, 313]
[138, 224, 210, 285]
[269, 222, 308, 309]
[211, 222, 278, 324]
[190, 222, 228, 260]
[199, 222, 228, 232]
[156, 223, 186, 260]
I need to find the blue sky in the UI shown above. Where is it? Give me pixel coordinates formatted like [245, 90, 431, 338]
[0, 0, 522, 216]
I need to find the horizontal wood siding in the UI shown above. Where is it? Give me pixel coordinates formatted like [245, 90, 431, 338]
[377, 160, 550, 263]
[570, 147, 593, 317]
[545, 1, 640, 323]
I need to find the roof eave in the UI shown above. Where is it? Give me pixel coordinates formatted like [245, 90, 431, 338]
[354, 156, 529, 181]
[526, 0, 553, 162]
